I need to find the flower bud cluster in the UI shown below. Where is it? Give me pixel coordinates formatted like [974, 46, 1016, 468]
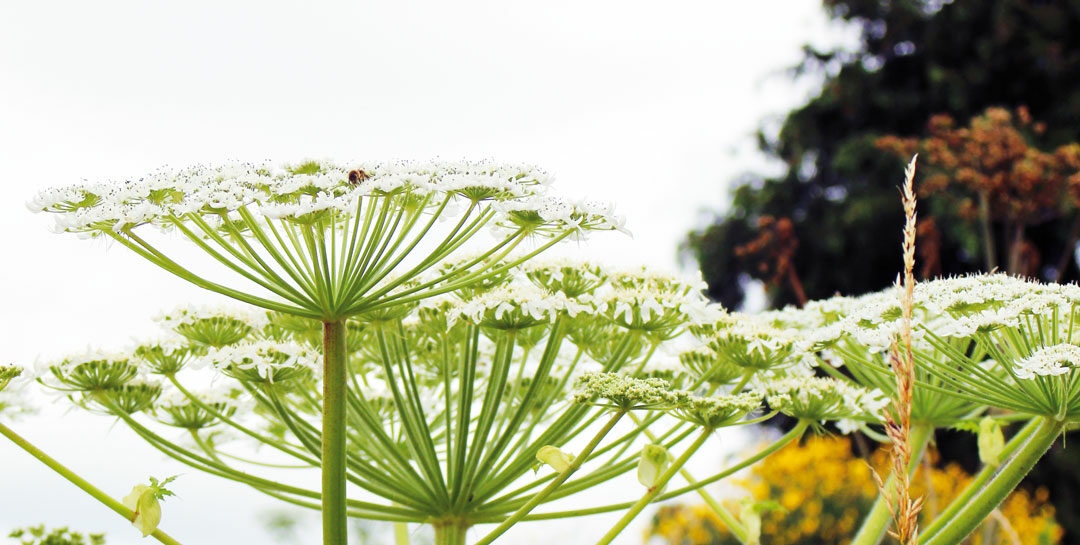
[573, 372, 763, 426]
[0, 365, 21, 392]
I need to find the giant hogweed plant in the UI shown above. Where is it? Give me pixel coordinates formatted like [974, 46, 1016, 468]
[0, 159, 1074, 545]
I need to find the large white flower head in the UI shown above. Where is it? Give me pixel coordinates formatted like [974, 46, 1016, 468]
[205, 340, 320, 384]
[450, 282, 591, 330]
[589, 284, 709, 340]
[707, 313, 806, 372]
[758, 377, 886, 423]
[34, 160, 627, 321]
[1014, 343, 1080, 380]
[521, 257, 607, 298]
[31, 160, 554, 234]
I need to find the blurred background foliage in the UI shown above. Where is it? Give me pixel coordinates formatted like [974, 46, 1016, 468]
[645, 435, 1062, 545]
[683, 0, 1080, 309]
[681, 0, 1080, 542]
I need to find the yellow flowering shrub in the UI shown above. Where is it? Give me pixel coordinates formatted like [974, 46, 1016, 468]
[646, 435, 1062, 545]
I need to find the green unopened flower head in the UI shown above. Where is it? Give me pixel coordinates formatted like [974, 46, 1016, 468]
[637, 444, 671, 489]
[122, 475, 177, 537]
[0, 365, 21, 392]
[133, 338, 202, 375]
[978, 416, 1005, 467]
[759, 377, 886, 423]
[572, 372, 675, 411]
[536, 445, 574, 473]
[85, 378, 162, 415]
[154, 387, 242, 430]
[669, 391, 763, 428]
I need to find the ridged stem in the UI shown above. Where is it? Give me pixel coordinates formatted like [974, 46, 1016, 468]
[323, 319, 349, 545]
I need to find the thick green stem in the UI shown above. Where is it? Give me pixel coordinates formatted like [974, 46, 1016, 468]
[0, 421, 185, 545]
[394, 522, 410, 545]
[922, 417, 1064, 545]
[850, 423, 934, 545]
[323, 320, 349, 545]
[472, 410, 626, 545]
[594, 427, 713, 545]
[433, 521, 468, 545]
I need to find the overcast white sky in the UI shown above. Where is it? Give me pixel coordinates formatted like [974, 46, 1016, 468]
[0, 1, 857, 543]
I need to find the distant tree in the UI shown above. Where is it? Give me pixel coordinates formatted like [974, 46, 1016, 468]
[683, 0, 1080, 309]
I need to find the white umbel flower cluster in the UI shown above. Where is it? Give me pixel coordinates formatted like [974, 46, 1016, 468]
[758, 376, 887, 422]
[1015, 344, 1080, 379]
[31, 160, 633, 243]
[205, 341, 320, 383]
[31, 161, 545, 232]
[154, 303, 269, 330]
[450, 283, 592, 329]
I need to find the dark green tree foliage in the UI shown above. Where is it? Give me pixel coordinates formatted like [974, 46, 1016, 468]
[684, 0, 1080, 310]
